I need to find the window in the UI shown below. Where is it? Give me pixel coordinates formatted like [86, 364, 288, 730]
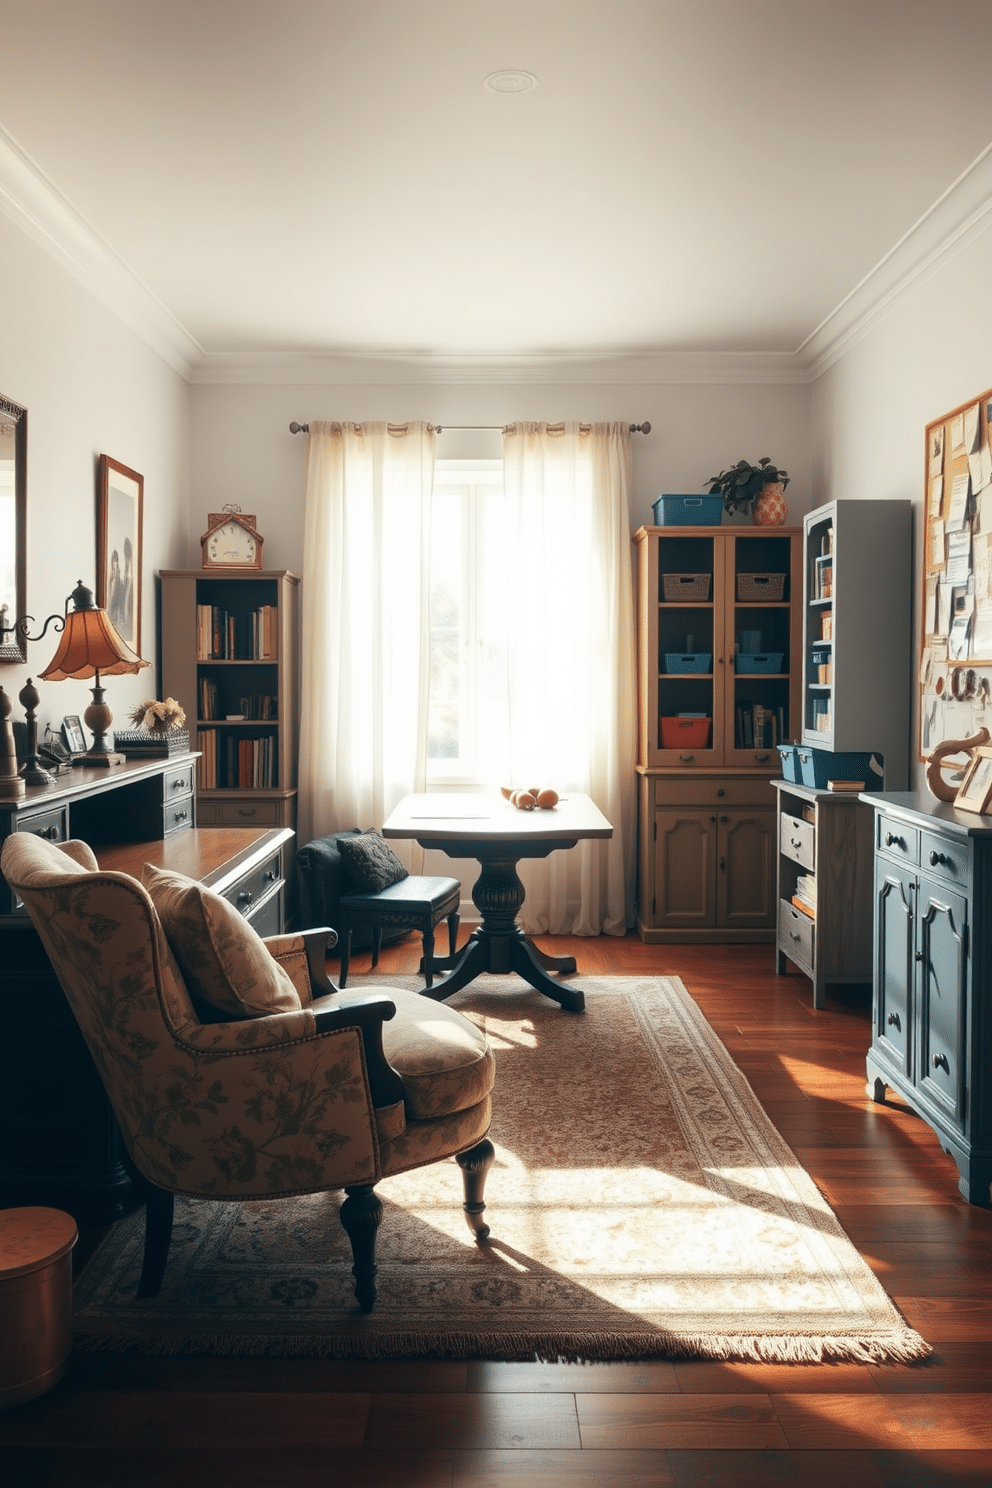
[427, 460, 506, 783]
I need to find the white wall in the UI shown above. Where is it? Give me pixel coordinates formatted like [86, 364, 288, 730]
[0, 212, 190, 743]
[809, 223, 992, 789]
[189, 376, 812, 574]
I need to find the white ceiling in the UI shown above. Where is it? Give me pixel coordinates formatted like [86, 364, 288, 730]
[2, 0, 992, 377]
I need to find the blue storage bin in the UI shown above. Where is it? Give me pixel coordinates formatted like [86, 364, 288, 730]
[777, 744, 800, 782]
[652, 494, 724, 526]
[663, 652, 712, 673]
[797, 748, 883, 789]
[735, 652, 784, 674]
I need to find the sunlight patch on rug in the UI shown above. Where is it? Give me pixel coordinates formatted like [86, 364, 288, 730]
[72, 975, 930, 1364]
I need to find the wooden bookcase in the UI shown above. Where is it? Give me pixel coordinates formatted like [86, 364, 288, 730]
[634, 525, 802, 943]
[160, 570, 299, 833]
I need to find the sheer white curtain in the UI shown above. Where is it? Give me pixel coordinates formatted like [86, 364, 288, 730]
[298, 421, 436, 848]
[495, 422, 637, 936]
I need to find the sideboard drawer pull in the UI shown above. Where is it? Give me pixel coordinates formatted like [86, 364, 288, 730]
[885, 831, 904, 848]
[931, 1052, 950, 1073]
[35, 824, 60, 841]
[887, 1012, 901, 1030]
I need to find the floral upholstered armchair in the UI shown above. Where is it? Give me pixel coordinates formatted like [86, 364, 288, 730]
[1, 833, 495, 1311]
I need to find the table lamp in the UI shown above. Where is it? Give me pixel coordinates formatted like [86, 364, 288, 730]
[38, 579, 150, 765]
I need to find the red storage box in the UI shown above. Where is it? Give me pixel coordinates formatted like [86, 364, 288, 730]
[660, 716, 711, 749]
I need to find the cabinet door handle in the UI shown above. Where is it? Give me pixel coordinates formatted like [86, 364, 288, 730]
[709, 815, 717, 823]
[754, 753, 770, 762]
[720, 815, 728, 823]
[931, 1052, 949, 1073]
[886, 1012, 901, 1030]
[885, 831, 904, 848]
[719, 856, 726, 872]
[929, 850, 948, 867]
[716, 788, 725, 798]
[790, 836, 803, 849]
[679, 754, 695, 763]
[789, 929, 802, 943]
[915, 951, 924, 963]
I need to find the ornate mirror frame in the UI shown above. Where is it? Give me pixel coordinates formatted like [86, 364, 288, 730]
[0, 393, 27, 664]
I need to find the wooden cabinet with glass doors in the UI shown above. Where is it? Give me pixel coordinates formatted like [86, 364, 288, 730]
[634, 526, 802, 942]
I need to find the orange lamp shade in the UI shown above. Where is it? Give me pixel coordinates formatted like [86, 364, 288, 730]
[38, 582, 149, 681]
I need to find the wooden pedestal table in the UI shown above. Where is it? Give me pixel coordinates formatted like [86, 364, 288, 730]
[381, 792, 613, 1012]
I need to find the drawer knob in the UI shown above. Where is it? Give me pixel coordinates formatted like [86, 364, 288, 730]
[171, 778, 187, 791]
[931, 1052, 950, 1073]
[885, 832, 905, 848]
[915, 951, 924, 963]
[238, 807, 257, 818]
[754, 753, 769, 762]
[928, 850, 947, 867]
[887, 1012, 901, 1029]
[265, 869, 277, 883]
[716, 788, 725, 798]
[790, 836, 802, 849]
[34, 824, 60, 840]
[173, 810, 189, 824]
[679, 754, 695, 763]
[789, 930, 802, 942]
[710, 814, 717, 823]
[237, 890, 255, 909]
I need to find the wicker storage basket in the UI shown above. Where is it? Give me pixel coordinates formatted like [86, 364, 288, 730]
[662, 573, 711, 602]
[737, 573, 785, 602]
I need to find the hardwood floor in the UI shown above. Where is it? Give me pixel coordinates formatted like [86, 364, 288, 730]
[2, 933, 990, 1486]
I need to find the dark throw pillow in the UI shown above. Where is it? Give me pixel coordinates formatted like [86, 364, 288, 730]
[337, 831, 409, 894]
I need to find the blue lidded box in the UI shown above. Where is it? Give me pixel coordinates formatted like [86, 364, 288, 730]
[651, 494, 724, 526]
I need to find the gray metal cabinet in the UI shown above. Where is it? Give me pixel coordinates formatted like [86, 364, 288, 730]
[864, 792, 991, 1205]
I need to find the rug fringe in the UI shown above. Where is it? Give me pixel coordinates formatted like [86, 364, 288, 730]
[73, 1325, 932, 1365]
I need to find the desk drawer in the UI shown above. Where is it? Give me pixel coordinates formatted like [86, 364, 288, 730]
[16, 806, 68, 845]
[222, 849, 283, 920]
[780, 813, 815, 871]
[164, 763, 195, 800]
[779, 898, 814, 969]
[245, 886, 284, 938]
[162, 799, 194, 836]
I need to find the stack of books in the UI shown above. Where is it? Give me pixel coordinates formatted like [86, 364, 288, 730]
[792, 874, 816, 920]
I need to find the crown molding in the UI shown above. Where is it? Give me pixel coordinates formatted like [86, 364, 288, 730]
[4, 114, 990, 389]
[0, 124, 201, 378]
[188, 348, 810, 386]
[799, 141, 992, 379]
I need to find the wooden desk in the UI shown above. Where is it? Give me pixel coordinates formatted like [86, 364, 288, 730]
[382, 792, 613, 1012]
[0, 754, 295, 1220]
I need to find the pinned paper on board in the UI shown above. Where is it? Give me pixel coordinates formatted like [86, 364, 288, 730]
[947, 472, 971, 531]
[921, 386, 992, 761]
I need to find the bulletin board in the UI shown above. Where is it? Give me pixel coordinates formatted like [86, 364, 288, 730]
[918, 384, 992, 761]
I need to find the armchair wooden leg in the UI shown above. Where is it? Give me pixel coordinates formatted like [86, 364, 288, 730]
[371, 926, 382, 970]
[137, 1186, 175, 1298]
[340, 1184, 383, 1312]
[456, 1137, 495, 1243]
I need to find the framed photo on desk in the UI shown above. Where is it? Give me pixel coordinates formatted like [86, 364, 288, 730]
[61, 715, 86, 755]
[955, 745, 992, 815]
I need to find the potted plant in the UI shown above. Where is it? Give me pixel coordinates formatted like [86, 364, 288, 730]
[705, 457, 790, 525]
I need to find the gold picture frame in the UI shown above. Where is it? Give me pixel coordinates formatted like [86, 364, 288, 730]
[954, 744, 992, 815]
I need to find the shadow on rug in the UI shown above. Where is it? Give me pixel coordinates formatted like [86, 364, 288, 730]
[73, 975, 930, 1364]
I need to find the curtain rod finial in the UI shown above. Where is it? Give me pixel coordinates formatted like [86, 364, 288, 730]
[289, 421, 308, 434]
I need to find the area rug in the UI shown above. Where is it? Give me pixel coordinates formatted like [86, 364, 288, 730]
[72, 975, 930, 1363]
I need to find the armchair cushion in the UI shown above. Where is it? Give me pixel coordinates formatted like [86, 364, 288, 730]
[142, 863, 302, 1020]
[336, 831, 409, 894]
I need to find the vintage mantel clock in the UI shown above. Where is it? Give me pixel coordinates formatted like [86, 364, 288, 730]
[200, 506, 264, 569]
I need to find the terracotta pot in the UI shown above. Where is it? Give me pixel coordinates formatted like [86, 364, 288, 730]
[752, 482, 788, 526]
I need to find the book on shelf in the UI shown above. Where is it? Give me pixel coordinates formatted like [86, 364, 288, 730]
[196, 603, 279, 661]
[734, 701, 787, 750]
[791, 895, 815, 920]
[792, 875, 816, 919]
[827, 780, 865, 792]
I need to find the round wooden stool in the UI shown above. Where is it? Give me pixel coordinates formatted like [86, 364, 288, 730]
[0, 1207, 78, 1407]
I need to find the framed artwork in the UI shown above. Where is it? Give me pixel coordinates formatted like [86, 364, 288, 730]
[61, 715, 86, 755]
[954, 745, 992, 815]
[98, 454, 143, 656]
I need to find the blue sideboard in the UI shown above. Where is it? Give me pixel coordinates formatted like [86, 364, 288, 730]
[862, 791, 992, 1205]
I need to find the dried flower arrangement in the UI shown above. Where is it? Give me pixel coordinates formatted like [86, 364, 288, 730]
[127, 697, 187, 736]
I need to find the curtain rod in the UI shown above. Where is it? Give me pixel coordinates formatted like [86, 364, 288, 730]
[289, 421, 651, 435]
